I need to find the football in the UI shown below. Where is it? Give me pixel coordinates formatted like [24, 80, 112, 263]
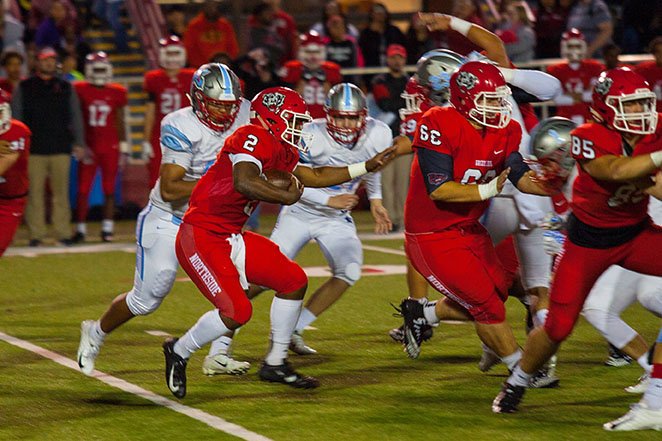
[262, 169, 294, 189]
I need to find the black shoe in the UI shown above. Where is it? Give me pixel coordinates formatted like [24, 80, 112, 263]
[163, 338, 187, 398]
[605, 343, 633, 367]
[101, 231, 114, 242]
[393, 298, 432, 359]
[28, 239, 42, 247]
[492, 382, 526, 413]
[72, 232, 85, 244]
[258, 361, 319, 389]
[58, 238, 74, 247]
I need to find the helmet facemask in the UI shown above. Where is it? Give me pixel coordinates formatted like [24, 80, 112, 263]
[399, 90, 424, 119]
[0, 101, 11, 134]
[469, 86, 513, 129]
[326, 109, 366, 145]
[160, 46, 186, 70]
[300, 44, 326, 70]
[194, 91, 240, 132]
[86, 63, 112, 86]
[607, 92, 658, 135]
[281, 109, 313, 152]
[561, 39, 587, 63]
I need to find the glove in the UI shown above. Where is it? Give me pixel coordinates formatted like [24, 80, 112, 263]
[142, 141, 154, 160]
[540, 213, 566, 231]
[543, 229, 566, 256]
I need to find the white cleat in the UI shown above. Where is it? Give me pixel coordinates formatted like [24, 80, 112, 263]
[604, 401, 662, 431]
[202, 353, 250, 376]
[478, 346, 500, 372]
[289, 331, 317, 355]
[625, 373, 650, 394]
[77, 320, 102, 376]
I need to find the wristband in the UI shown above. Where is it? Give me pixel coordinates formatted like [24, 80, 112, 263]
[478, 178, 499, 200]
[449, 16, 472, 36]
[348, 162, 368, 179]
[651, 151, 662, 168]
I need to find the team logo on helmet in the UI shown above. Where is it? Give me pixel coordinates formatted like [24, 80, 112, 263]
[456, 71, 477, 91]
[193, 68, 211, 89]
[594, 77, 613, 95]
[262, 92, 285, 111]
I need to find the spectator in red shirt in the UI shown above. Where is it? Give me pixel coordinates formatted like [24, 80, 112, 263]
[183, 0, 239, 68]
[250, 0, 297, 63]
[0, 51, 25, 95]
[446, 0, 484, 55]
[534, 0, 570, 59]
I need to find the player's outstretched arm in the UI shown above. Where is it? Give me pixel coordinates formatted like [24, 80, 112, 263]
[392, 135, 413, 156]
[159, 163, 198, 202]
[430, 169, 510, 202]
[234, 161, 303, 205]
[580, 151, 662, 182]
[0, 147, 19, 176]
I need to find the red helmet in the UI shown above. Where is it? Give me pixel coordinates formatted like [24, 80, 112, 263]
[590, 68, 658, 135]
[298, 31, 326, 70]
[85, 51, 112, 86]
[251, 87, 313, 152]
[560, 28, 587, 62]
[159, 35, 186, 70]
[449, 61, 512, 129]
[0, 89, 11, 134]
[400, 77, 427, 119]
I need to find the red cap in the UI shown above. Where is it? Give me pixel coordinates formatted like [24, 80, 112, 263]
[386, 44, 407, 58]
[38, 47, 58, 60]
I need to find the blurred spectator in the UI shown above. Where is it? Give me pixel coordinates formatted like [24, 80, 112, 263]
[404, 13, 439, 65]
[11, 47, 85, 246]
[35, 0, 69, 52]
[164, 5, 187, 38]
[534, 0, 570, 59]
[370, 44, 409, 232]
[208, 51, 233, 66]
[92, 0, 129, 53]
[446, 0, 484, 55]
[566, 0, 613, 58]
[29, 0, 77, 41]
[634, 36, 662, 111]
[0, 2, 26, 57]
[183, 0, 239, 68]
[248, 2, 288, 67]
[620, 0, 657, 54]
[0, 51, 24, 94]
[601, 43, 630, 69]
[310, 0, 359, 40]
[358, 2, 406, 68]
[235, 47, 282, 99]
[62, 23, 91, 72]
[323, 14, 364, 72]
[263, 0, 298, 62]
[498, 1, 536, 63]
[61, 53, 83, 80]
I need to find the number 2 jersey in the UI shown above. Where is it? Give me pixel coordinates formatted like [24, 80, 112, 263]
[183, 124, 300, 235]
[148, 99, 251, 219]
[73, 81, 128, 151]
[143, 68, 196, 144]
[0, 120, 31, 198]
[405, 106, 521, 234]
[569, 116, 662, 229]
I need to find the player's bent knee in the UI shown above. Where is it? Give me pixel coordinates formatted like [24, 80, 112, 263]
[472, 297, 506, 324]
[279, 264, 308, 294]
[544, 318, 574, 343]
[227, 298, 253, 325]
[581, 308, 610, 334]
[334, 262, 361, 286]
[125, 269, 177, 316]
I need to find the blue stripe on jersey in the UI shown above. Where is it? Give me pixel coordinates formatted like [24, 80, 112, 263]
[161, 124, 193, 152]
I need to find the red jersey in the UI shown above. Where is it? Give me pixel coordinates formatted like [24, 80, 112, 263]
[183, 124, 300, 235]
[0, 79, 16, 95]
[405, 107, 521, 234]
[569, 117, 662, 228]
[634, 61, 662, 112]
[400, 111, 422, 138]
[74, 81, 128, 151]
[0, 120, 31, 198]
[547, 60, 604, 123]
[143, 68, 196, 141]
[279, 60, 342, 119]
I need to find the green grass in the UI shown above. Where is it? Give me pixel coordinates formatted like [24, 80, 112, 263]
[1, 217, 660, 440]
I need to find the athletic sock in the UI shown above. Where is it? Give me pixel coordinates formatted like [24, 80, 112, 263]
[637, 353, 652, 373]
[102, 219, 114, 233]
[533, 309, 548, 328]
[77, 223, 87, 235]
[208, 332, 237, 357]
[501, 349, 523, 372]
[91, 320, 106, 343]
[423, 301, 440, 324]
[508, 364, 532, 388]
[174, 310, 230, 360]
[294, 307, 317, 333]
[264, 297, 302, 366]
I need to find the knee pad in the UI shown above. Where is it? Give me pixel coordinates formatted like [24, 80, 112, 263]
[125, 269, 177, 316]
[226, 296, 253, 325]
[334, 262, 361, 286]
[471, 295, 506, 324]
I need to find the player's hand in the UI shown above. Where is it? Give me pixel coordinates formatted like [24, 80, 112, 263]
[543, 230, 566, 256]
[366, 146, 397, 172]
[327, 194, 359, 210]
[496, 167, 510, 194]
[370, 201, 392, 234]
[142, 141, 155, 160]
[282, 174, 304, 205]
[418, 13, 451, 31]
[0, 140, 12, 155]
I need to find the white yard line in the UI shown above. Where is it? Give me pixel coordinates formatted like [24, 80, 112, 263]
[0, 331, 272, 441]
[361, 244, 406, 256]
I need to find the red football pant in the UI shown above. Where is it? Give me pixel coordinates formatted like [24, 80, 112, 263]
[147, 137, 161, 188]
[76, 148, 119, 222]
[0, 197, 26, 256]
[494, 235, 520, 290]
[545, 224, 662, 343]
[176, 223, 308, 324]
[405, 221, 509, 324]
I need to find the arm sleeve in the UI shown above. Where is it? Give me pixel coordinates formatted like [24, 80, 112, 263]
[505, 151, 531, 185]
[300, 187, 330, 206]
[417, 148, 454, 194]
[363, 171, 382, 199]
[69, 88, 85, 146]
[501, 68, 561, 101]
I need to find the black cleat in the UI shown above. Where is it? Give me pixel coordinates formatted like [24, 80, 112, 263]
[101, 231, 114, 242]
[163, 338, 187, 398]
[388, 325, 405, 343]
[394, 299, 432, 359]
[258, 361, 319, 389]
[605, 343, 633, 367]
[492, 382, 526, 413]
[72, 232, 85, 244]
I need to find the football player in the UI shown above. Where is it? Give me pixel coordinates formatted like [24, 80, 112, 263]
[77, 64, 253, 377]
[143, 36, 196, 186]
[72, 52, 128, 243]
[0, 89, 31, 257]
[162, 86, 396, 398]
[547, 28, 605, 125]
[493, 68, 662, 414]
[279, 31, 342, 119]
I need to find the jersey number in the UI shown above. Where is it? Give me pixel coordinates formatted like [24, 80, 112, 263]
[418, 124, 442, 146]
[242, 134, 258, 152]
[571, 136, 595, 159]
[160, 92, 182, 114]
[88, 104, 111, 127]
[460, 168, 497, 184]
[608, 183, 645, 208]
[302, 84, 326, 105]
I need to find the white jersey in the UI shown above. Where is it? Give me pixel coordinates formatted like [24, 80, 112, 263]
[294, 117, 392, 218]
[148, 99, 251, 218]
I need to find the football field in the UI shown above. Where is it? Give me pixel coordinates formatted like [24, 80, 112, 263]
[1, 213, 659, 441]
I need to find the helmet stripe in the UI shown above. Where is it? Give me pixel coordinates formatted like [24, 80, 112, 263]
[219, 65, 233, 97]
[343, 84, 351, 110]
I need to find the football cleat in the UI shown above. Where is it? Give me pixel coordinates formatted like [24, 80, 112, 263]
[258, 361, 319, 389]
[625, 373, 650, 394]
[529, 355, 560, 389]
[202, 353, 250, 376]
[289, 331, 317, 355]
[395, 298, 432, 359]
[478, 345, 500, 372]
[606, 344, 633, 367]
[163, 338, 188, 399]
[604, 401, 662, 431]
[101, 231, 114, 242]
[492, 382, 526, 413]
[72, 232, 85, 244]
[77, 320, 103, 376]
[389, 326, 405, 343]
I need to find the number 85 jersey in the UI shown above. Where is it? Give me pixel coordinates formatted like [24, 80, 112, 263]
[569, 118, 662, 229]
[405, 106, 521, 234]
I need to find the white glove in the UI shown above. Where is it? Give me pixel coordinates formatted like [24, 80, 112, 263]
[543, 230, 566, 256]
[142, 141, 154, 160]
